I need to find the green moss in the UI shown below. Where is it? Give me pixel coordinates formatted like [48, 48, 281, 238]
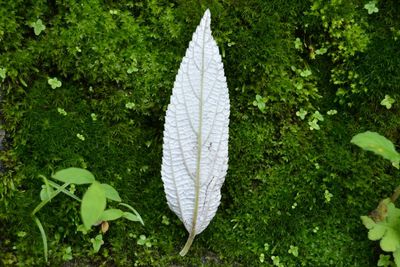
[1, 0, 400, 266]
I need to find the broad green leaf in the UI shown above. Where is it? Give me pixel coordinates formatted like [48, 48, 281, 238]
[100, 209, 124, 221]
[381, 230, 400, 252]
[361, 215, 375, 229]
[40, 184, 54, 201]
[351, 131, 400, 162]
[123, 212, 141, 222]
[369, 224, 386, 240]
[119, 202, 144, 225]
[81, 181, 106, 229]
[101, 184, 121, 202]
[52, 168, 95, 185]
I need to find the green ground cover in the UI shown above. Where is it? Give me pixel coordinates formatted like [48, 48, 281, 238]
[1, 0, 399, 266]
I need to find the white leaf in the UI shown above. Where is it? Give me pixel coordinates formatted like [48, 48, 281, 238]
[161, 9, 230, 256]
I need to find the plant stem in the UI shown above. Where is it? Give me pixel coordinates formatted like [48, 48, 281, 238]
[391, 185, 400, 203]
[33, 216, 48, 262]
[31, 182, 70, 216]
[179, 233, 195, 257]
[48, 181, 81, 202]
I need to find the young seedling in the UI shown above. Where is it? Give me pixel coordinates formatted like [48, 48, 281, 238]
[32, 167, 143, 262]
[352, 131, 400, 266]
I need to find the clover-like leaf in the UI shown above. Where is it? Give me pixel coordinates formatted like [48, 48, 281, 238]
[312, 111, 324, 122]
[57, 108, 67, 116]
[377, 254, 391, 267]
[326, 109, 337, 115]
[351, 131, 400, 163]
[30, 19, 46, 36]
[361, 202, 400, 252]
[294, 38, 302, 50]
[296, 108, 307, 120]
[90, 234, 104, 253]
[0, 67, 6, 80]
[48, 77, 62, 89]
[52, 167, 95, 185]
[364, 1, 379, 15]
[253, 94, 267, 113]
[300, 69, 312, 77]
[308, 119, 320, 130]
[288, 245, 299, 257]
[315, 47, 327, 55]
[381, 95, 395, 109]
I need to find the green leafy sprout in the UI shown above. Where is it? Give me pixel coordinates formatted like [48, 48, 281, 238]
[364, 1, 379, 15]
[32, 167, 144, 262]
[48, 77, 62, 89]
[308, 111, 324, 131]
[30, 19, 46, 36]
[288, 245, 299, 257]
[296, 108, 307, 120]
[0, 67, 6, 80]
[381, 95, 395, 109]
[294, 38, 302, 50]
[253, 94, 267, 113]
[352, 131, 400, 266]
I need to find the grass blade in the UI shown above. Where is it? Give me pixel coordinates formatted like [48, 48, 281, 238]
[33, 215, 48, 262]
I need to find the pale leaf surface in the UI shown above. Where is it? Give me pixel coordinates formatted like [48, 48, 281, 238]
[161, 9, 229, 238]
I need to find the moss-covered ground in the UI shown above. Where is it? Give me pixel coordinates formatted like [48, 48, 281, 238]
[1, 0, 400, 266]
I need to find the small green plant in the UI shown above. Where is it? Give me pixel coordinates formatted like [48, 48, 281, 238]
[364, 1, 379, 15]
[381, 95, 395, 109]
[47, 77, 62, 89]
[352, 131, 400, 266]
[253, 94, 267, 113]
[288, 245, 299, 257]
[32, 167, 143, 262]
[29, 19, 46, 36]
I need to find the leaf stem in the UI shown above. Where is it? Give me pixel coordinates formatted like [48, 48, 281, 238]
[48, 180, 81, 202]
[31, 182, 70, 216]
[179, 232, 195, 257]
[391, 185, 400, 203]
[33, 216, 48, 262]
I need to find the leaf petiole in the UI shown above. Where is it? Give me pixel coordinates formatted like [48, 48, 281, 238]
[32, 182, 70, 216]
[47, 180, 81, 202]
